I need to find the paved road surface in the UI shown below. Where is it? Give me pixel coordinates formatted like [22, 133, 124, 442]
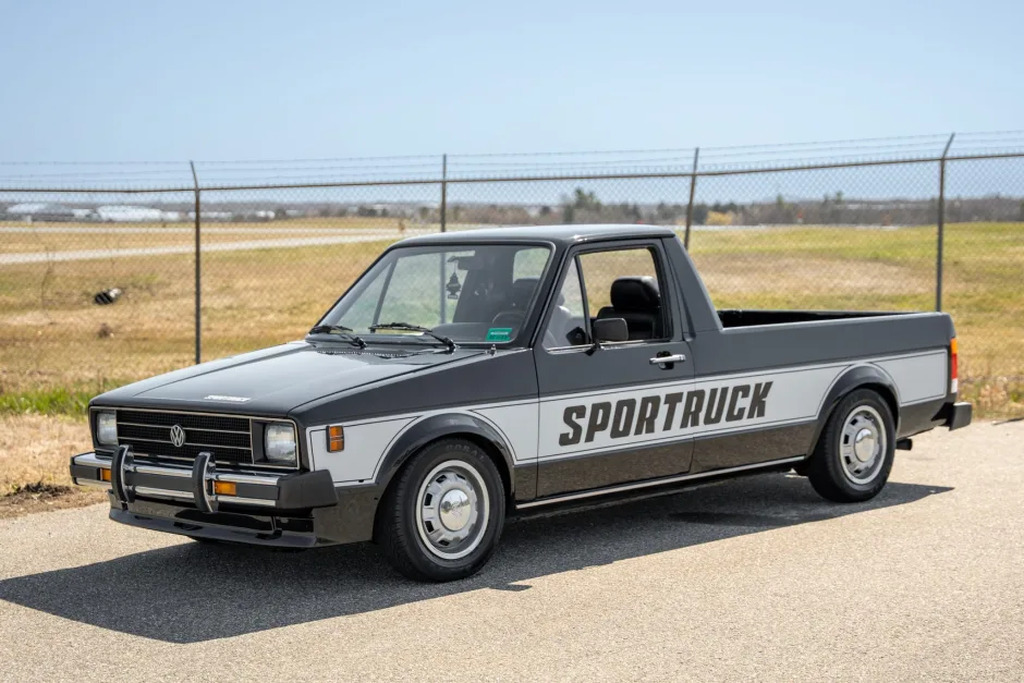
[1, 421, 1021, 681]
[0, 229, 429, 265]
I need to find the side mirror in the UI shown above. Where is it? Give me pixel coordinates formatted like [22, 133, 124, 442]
[592, 317, 628, 343]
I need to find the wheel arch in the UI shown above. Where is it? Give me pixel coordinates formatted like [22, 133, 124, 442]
[374, 412, 515, 503]
[808, 364, 900, 454]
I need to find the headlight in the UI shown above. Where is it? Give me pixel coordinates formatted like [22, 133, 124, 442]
[96, 411, 118, 446]
[265, 424, 297, 465]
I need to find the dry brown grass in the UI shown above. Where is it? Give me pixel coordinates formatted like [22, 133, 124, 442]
[0, 414, 103, 517]
[0, 239, 391, 394]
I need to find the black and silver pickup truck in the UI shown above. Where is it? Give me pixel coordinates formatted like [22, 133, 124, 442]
[71, 224, 971, 581]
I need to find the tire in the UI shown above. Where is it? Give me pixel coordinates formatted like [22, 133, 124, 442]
[375, 438, 505, 582]
[807, 389, 896, 503]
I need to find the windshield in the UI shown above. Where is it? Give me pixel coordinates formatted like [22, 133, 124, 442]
[315, 243, 553, 345]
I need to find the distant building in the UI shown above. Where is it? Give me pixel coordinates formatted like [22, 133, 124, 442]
[5, 202, 78, 222]
[95, 205, 181, 222]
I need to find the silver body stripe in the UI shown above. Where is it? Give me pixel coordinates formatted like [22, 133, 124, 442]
[306, 350, 946, 486]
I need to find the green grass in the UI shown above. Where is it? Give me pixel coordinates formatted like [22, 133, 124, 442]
[0, 378, 129, 418]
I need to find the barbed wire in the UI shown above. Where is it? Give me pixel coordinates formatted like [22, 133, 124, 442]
[0, 131, 1023, 191]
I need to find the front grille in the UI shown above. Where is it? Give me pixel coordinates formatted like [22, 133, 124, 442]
[116, 410, 253, 466]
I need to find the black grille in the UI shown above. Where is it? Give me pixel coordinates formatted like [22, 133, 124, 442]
[116, 411, 253, 465]
[118, 410, 247, 432]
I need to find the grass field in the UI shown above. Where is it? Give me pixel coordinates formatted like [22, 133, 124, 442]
[0, 219, 1021, 509]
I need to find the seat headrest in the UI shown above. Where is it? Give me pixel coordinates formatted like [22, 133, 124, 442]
[510, 278, 539, 308]
[610, 276, 660, 312]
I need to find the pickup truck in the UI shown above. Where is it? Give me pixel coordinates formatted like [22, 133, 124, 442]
[71, 224, 972, 581]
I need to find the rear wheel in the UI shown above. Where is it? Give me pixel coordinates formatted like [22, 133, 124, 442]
[808, 389, 895, 502]
[376, 439, 505, 582]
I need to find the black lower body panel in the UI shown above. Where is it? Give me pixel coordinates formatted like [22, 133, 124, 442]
[107, 483, 384, 548]
[536, 441, 693, 498]
[692, 421, 816, 473]
[110, 497, 320, 547]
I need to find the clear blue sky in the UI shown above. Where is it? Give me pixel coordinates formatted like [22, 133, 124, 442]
[2, 0, 1021, 162]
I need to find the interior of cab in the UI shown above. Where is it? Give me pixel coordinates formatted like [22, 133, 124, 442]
[544, 275, 665, 348]
[595, 276, 662, 341]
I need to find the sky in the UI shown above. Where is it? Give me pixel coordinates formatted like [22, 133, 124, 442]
[2, 0, 1022, 163]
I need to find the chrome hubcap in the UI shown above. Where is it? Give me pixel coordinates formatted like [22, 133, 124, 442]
[840, 406, 887, 484]
[853, 428, 876, 462]
[439, 489, 471, 531]
[415, 460, 489, 560]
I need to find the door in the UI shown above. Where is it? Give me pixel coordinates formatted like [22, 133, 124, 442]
[533, 241, 694, 498]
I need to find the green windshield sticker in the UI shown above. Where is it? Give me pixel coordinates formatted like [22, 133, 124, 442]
[486, 327, 513, 342]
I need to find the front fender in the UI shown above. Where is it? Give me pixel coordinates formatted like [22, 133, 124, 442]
[807, 364, 901, 453]
[374, 412, 517, 495]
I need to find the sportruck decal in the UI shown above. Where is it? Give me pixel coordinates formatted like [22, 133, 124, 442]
[538, 365, 845, 460]
[557, 381, 773, 446]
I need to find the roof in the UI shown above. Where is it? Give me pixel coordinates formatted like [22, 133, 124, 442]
[397, 223, 677, 247]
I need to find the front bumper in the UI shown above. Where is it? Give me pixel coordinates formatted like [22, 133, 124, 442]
[71, 445, 337, 511]
[70, 445, 341, 545]
[939, 401, 973, 431]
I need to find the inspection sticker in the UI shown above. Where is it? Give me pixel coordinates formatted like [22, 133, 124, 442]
[485, 328, 513, 342]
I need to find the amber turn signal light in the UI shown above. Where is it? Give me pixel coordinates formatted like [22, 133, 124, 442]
[213, 481, 237, 496]
[327, 425, 345, 452]
[99, 468, 111, 482]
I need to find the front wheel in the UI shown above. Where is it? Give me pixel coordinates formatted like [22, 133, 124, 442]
[375, 439, 505, 582]
[807, 389, 896, 502]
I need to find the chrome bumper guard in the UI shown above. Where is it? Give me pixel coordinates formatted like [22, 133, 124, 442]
[71, 445, 281, 512]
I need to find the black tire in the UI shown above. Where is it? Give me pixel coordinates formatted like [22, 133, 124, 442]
[375, 438, 505, 582]
[807, 389, 896, 503]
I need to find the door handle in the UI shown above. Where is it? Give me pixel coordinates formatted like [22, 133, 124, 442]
[649, 354, 687, 365]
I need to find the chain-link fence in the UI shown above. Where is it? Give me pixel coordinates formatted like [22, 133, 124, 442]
[1, 133, 1022, 416]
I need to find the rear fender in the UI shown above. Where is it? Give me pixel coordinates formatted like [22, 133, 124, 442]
[807, 364, 900, 454]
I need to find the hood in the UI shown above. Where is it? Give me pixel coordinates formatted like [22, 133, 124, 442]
[93, 341, 485, 416]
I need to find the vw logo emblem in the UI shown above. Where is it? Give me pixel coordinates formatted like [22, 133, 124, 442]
[169, 424, 186, 448]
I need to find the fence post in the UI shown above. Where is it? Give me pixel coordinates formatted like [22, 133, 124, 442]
[684, 147, 700, 250]
[189, 161, 202, 364]
[440, 154, 448, 233]
[936, 133, 955, 311]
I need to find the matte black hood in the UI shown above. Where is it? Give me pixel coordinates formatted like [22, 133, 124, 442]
[91, 341, 485, 417]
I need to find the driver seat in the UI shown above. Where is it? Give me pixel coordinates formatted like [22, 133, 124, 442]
[595, 276, 662, 340]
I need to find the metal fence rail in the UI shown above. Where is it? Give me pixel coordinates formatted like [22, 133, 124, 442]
[1, 132, 1022, 416]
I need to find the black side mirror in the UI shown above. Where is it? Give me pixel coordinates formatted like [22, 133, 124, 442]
[592, 317, 628, 343]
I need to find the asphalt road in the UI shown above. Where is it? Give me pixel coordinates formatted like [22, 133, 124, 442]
[0, 229, 429, 265]
[1, 421, 1021, 681]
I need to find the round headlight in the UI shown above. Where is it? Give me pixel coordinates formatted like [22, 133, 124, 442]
[96, 411, 118, 446]
[265, 424, 297, 465]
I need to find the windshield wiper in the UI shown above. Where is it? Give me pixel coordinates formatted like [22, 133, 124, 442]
[369, 322, 457, 352]
[307, 324, 366, 348]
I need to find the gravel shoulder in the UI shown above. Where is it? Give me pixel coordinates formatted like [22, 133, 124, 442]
[0, 421, 1021, 681]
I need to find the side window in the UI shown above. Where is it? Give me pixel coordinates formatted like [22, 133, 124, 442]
[578, 247, 666, 342]
[541, 259, 587, 349]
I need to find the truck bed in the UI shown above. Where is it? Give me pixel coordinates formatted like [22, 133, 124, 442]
[717, 309, 911, 328]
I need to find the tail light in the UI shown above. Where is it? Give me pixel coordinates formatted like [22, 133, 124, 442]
[950, 337, 959, 394]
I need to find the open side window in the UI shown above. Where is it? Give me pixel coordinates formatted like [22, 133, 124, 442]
[542, 244, 671, 349]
